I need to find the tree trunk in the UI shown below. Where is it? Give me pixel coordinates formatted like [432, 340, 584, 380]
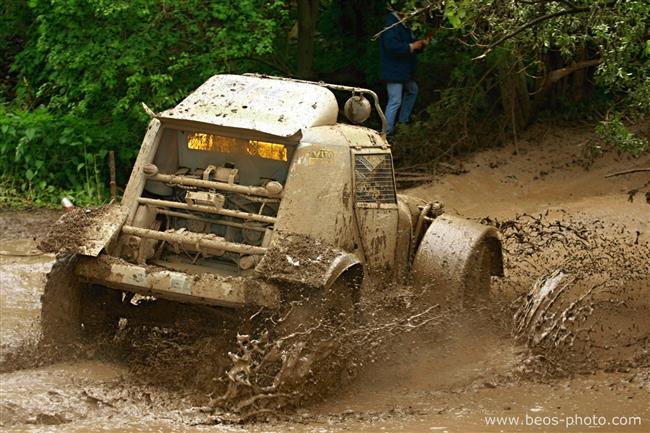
[297, 0, 319, 79]
[498, 60, 531, 139]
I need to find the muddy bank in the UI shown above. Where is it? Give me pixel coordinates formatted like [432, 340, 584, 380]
[408, 122, 650, 237]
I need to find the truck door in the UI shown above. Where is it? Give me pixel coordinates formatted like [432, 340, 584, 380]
[352, 149, 399, 272]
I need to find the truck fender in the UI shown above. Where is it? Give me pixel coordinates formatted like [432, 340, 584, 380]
[323, 254, 363, 291]
[411, 214, 503, 305]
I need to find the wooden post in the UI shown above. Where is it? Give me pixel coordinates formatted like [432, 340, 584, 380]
[109, 150, 117, 201]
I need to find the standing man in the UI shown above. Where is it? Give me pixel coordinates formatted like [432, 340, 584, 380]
[380, 7, 428, 137]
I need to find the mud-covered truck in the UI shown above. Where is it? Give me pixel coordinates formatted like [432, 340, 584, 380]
[40, 74, 503, 342]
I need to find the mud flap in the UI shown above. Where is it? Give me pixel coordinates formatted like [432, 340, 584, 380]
[39, 204, 128, 256]
[411, 214, 503, 305]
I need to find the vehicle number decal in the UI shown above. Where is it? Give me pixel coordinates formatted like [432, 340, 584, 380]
[309, 149, 334, 165]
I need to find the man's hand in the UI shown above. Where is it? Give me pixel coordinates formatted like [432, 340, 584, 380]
[409, 39, 427, 52]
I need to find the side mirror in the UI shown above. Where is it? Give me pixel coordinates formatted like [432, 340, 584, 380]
[344, 95, 371, 124]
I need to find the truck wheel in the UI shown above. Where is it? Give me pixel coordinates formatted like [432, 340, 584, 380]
[79, 285, 123, 338]
[412, 214, 503, 309]
[41, 255, 83, 345]
[271, 277, 358, 402]
[323, 277, 358, 326]
[41, 256, 123, 346]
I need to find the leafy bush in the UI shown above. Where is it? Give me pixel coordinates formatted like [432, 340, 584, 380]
[0, 106, 113, 207]
[595, 116, 648, 158]
[393, 0, 650, 163]
[1, 0, 290, 206]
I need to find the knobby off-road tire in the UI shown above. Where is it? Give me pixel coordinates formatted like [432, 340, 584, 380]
[41, 255, 83, 346]
[80, 284, 123, 337]
[41, 255, 122, 347]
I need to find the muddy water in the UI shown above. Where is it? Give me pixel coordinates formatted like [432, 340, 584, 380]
[0, 240, 52, 350]
[1, 236, 649, 432]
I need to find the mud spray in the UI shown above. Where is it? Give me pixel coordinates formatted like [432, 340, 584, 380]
[1, 211, 649, 430]
[495, 212, 650, 376]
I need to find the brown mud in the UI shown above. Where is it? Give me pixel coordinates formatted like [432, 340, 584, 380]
[38, 205, 127, 255]
[0, 209, 59, 242]
[256, 230, 341, 288]
[1, 122, 649, 432]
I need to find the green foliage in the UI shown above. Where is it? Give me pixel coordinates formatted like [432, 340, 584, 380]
[446, 0, 650, 115]
[389, 0, 650, 160]
[13, 0, 289, 115]
[23, 1, 285, 97]
[0, 105, 108, 206]
[595, 116, 648, 158]
[588, 1, 650, 108]
[2, 0, 291, 206]
[0, 1, 33, 101]
[443, 0, 470, 29]
[3, 0, 649, 208]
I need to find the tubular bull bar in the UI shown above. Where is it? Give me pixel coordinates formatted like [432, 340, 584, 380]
[74, 255, 280, 308]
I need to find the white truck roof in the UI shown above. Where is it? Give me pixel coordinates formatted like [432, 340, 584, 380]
[157, 74, 339, 138]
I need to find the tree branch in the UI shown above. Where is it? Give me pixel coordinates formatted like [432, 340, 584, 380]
[371, 4, 435, 41]
[474, 7, 588, 59]
[546, 58, 602, 83]
[604, 168, 650, 178]
[473, 1, 617, 60]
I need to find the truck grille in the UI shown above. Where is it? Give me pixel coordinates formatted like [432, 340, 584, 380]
[354, 154, 397, 204]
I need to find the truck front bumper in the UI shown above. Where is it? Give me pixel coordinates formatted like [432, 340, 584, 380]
[75, 255, 280, 308]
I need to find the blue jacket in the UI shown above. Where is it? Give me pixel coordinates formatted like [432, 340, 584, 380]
[379, 13, 417, 82]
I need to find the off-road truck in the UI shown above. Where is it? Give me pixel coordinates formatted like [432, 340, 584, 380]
[40, 74, 503, 341]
